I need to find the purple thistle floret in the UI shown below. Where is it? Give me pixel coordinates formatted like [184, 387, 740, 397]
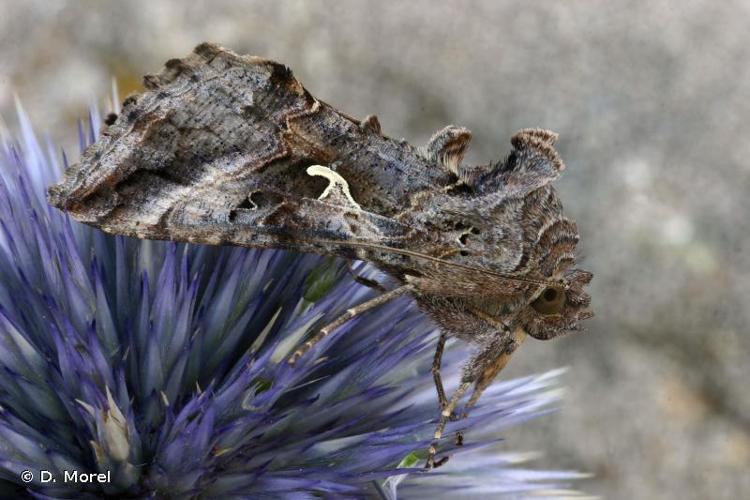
[0, 103, 585, 498]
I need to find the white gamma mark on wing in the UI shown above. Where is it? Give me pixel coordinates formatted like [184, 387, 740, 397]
[306, 165, 361, 210]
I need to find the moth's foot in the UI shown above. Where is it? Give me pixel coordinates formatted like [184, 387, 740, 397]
[287, 352, 302, 366]
[287, 344, 312, 366]
[438, 403, 461, 422]
[424, 444, 450, 469]
[425, 457, 449, 469]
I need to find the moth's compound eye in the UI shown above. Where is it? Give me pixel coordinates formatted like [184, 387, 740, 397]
[531, 287, 566, 315]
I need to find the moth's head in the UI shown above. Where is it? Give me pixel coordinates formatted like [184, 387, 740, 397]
[436, 189, 593, 343]
[517, 267, 593, 340]
[481, 130, 593, 339]
[518, 183, 592, 339]
[468, 221, 592, 341]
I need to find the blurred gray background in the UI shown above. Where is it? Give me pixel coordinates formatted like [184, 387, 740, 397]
[1, 1, 748, 498]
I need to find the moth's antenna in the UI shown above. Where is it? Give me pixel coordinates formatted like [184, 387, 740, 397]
[311, 239, 564, 288]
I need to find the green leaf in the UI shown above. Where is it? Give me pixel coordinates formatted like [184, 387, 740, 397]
[397, 451, 421, 468]
[251, 377, 273, 394]
[303, 258, 342, 302]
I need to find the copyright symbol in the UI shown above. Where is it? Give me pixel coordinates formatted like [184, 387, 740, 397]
[20, 470, 33, 483]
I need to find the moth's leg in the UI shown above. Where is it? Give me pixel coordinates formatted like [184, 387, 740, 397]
[346, 260, 386, 292]
[431, 330, 449, 410]
[426, 327, 527, 467]
[288, 284, 413, 365]
[425, 380, 472, 469]
[465, 328, 527, 413]
[431, 331, 464, 446]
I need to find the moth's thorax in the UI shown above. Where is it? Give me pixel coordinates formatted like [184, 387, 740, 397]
[401, 176, 591, 342]
[407, 182, 564, 277]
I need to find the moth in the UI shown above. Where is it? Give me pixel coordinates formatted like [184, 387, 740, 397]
[48, 43, 593, 468]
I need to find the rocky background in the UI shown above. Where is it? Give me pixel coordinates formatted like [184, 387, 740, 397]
[1, 1, 748, 498]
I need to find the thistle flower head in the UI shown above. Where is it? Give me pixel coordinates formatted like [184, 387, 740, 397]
[0, 104, 584, 498]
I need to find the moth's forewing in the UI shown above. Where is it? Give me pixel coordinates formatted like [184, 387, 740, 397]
[47, 43, 448, 258]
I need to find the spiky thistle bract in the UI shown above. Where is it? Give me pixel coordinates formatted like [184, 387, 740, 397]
[0, 103, 583, 498]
